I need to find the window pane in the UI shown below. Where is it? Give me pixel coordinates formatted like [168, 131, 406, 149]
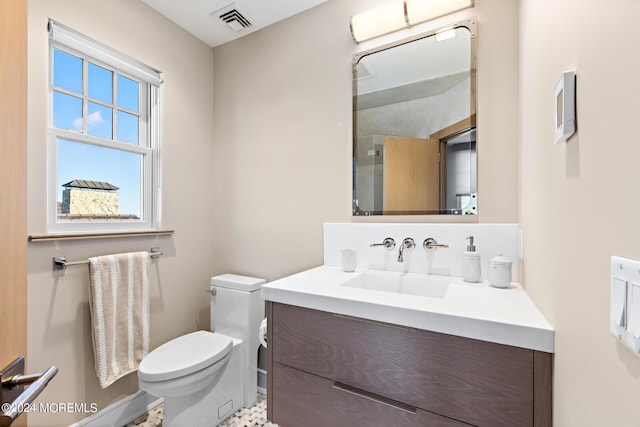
[117, 111, 139, 145]
[87, 102, 113, 139]
[57, 139, 142, 218]
[117, 75, 139, 112]
[53, 91, 83, 131]
[53, 49, 82, 94]
[88, 63, 113, 104]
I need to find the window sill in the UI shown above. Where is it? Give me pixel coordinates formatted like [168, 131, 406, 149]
[28, 229, 174, 242]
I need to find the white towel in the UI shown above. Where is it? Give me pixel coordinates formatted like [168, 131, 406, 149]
[88, 252, 150, 389]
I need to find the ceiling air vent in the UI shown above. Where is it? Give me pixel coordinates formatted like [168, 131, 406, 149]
[218, 8, 253, 32]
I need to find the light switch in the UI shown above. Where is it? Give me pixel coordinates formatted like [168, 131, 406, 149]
[628, 283, 640, 338]
[611, 256, 640, 358]
[611, 277, 627, 327]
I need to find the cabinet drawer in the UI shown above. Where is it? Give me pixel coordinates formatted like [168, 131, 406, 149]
[272, 362, 474, 427]
[272, 303, 534, 427]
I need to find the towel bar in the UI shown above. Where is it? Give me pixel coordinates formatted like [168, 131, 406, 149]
[53, 247, 163, 271]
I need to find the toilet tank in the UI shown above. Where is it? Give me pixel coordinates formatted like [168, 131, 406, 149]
[210, 274, 265, 407]
[210, 274, 265, 343]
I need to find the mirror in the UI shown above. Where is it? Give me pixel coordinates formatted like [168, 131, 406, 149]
[353, 19, 477, 215]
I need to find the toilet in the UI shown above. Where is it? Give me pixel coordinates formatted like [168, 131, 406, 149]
[138, 274, 265, 427]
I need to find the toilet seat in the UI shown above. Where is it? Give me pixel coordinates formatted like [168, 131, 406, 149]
[138, 330, 233, 382]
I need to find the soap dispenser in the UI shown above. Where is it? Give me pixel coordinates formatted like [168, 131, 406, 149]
[462, 236, 481, 283]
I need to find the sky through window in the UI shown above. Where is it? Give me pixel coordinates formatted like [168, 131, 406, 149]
[52, 48, 142, 216]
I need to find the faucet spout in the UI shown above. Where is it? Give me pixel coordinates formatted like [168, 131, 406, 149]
[397, 238, 415, 262]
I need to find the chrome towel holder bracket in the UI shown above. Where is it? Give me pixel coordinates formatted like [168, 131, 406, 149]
[53, 247, 163, 271]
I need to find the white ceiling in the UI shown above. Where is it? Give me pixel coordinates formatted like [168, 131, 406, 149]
[141, 0, 328, 47]
[357, 27, 471, 94]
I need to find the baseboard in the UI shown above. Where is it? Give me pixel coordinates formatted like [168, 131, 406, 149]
[70, 374, 266, 426]
[69, 390, 163, 427]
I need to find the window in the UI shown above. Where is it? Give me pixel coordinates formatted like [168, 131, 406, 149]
[47, 20, 163, 233]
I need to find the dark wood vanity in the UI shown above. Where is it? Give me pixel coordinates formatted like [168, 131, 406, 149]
[266, 302, 552, 427]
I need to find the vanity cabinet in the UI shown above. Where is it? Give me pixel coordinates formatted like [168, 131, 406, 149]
[266, 302, 552, 427]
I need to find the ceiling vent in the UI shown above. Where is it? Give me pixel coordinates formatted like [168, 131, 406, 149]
[213, 5, 253, 32]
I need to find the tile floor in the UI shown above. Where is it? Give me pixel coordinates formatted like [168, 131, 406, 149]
[126, 394, 279, 427]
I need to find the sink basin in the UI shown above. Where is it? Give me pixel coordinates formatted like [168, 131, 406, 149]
[341, 270, 449, 299]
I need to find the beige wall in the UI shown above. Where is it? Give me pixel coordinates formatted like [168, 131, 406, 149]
[211, 0, 520, 283]
[519, 0, 640, 425]
[27, 1, 215, 425]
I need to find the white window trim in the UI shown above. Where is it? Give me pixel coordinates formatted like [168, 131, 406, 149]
[48, 20, 163, 86]
[47, 20, 162, 234]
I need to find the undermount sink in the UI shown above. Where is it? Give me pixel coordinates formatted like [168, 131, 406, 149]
[341, 270, 450, 299]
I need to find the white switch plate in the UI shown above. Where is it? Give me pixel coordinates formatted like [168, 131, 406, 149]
[611, 256, 640, 357]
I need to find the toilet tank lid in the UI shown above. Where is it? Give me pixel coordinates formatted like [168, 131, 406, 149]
[211, 274, 265, 292]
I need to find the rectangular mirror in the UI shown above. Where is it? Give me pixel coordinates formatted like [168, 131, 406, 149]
[353, 19, 477, 216]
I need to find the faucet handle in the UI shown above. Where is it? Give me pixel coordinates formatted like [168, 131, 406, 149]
[402, 238, 415, 250]
[423, 238, 449, 251]
[370, 237, 396, 249]
[397, 238, 415, 263]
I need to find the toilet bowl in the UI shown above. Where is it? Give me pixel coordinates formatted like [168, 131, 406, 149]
[138, 274, 265, 427]
[138, 331, 233, 397]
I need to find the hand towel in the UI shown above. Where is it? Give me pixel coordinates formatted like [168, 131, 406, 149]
[259, 317, 268, 348]
[88, 252, 150, 389]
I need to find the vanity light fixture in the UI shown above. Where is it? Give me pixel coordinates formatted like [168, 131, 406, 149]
[350, 1, 407, 43]
[405, 0, 474, 26]
[350, 0, 474, 43]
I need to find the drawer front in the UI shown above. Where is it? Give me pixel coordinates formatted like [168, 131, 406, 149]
[272, 303, 534, 427]
[272, 362, 475, 427]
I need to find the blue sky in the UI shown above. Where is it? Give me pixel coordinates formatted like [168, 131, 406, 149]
[53, 48, 142, 216]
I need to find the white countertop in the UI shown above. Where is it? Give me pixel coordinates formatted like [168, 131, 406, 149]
[261, 265, 554, 353]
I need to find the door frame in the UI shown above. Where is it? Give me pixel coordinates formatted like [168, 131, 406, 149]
[0, 1, 28, 425]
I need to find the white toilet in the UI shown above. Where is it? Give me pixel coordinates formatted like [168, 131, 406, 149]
[138, 274, 265, 427]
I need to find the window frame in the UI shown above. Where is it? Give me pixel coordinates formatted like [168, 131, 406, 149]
[47, 20, 163, 234]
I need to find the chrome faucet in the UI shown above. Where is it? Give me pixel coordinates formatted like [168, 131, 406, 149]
[398, 238, 415, 262]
